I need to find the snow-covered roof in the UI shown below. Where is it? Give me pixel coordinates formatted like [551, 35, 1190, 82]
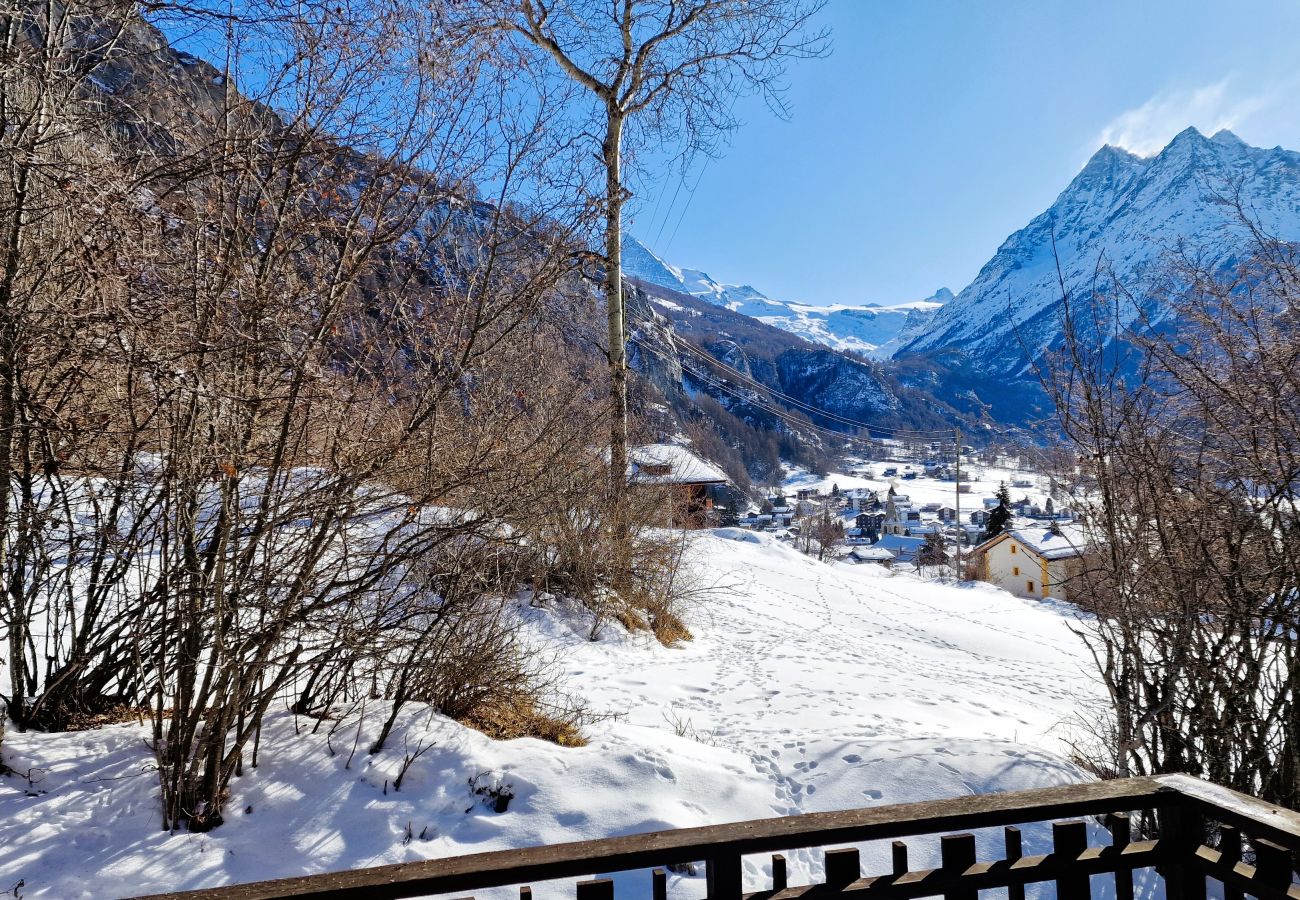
[1010, 525, 1087, 560]
[628, 443, 728, 486]
[975, 525, 1087, 560]
[875, 534, 927, 553]
[850, 546, 895, 561]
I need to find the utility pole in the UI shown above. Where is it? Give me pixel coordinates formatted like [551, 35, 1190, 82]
[954, 428, 962, 577]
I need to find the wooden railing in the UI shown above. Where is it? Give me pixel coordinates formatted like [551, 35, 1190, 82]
[132, 774, 1300, 900]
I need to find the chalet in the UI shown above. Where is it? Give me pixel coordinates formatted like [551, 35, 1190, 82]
[969, 509, 990, 526]
[628, 443, 728, 528]
[936, 506, 958, 523]
[968, 524, 1087, 602]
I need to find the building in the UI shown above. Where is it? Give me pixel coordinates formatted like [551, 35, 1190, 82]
[628, 443, 728, 528]
[968, 524, 1087, 601]
[848, 546, 895, 566]
[873, 534, 927, 566]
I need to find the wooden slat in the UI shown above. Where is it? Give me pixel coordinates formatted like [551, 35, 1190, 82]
[1216, 827, 1242, 900]
[1160, 799, 1207, 900]
[741, 841, 1167, 900]
[1053, 820, 1089, 900]
[940, 834, 976, 900]
[1004, 827, 1024, 900]
[771, 856, 787, 893]
[708, 851, 744, 900]
[131, 776, 1182, 900]
[825, 849, 860, 887]
[1189, 845, 1300, 900]
[575, 880, 612, 900]
[1254, 839, 1295, 891]
[890, 842, 907, 879]
[652, 870, 667, 900]
[1109, 813, 1133, 900]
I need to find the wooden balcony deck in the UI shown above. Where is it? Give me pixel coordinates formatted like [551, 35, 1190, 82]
[131, 774, 1300, 900]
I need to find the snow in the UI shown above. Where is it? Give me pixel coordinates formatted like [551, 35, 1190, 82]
[629, 444, 728, 485]
[622, 236, 950, 358]
[1004, 525, 1087, 560]
[903, 128, 1300, 367]
[1, 522, 1114, 898]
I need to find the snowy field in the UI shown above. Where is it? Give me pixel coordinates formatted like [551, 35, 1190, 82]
[782, 456, 1057, 513]
[0, 528, 1115, 899]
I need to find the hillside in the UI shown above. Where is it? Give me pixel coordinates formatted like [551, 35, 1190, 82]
[1, 527, 1110, 898]
[628, 279, 974, 465]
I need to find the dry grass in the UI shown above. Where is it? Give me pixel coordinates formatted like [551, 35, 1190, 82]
[461, 695, 588, 747]
[651, 611, 692, 646]
[62, 704, 151, 731]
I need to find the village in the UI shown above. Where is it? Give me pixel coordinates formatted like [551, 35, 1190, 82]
[639, 440, 1087, 603]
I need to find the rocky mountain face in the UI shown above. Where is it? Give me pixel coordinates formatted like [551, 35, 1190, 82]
[630, 277, 969, 436]
[894, 128, 1300, 420]
[623, 237, 949, 359]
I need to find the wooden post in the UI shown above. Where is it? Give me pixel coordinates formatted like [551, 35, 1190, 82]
[706, 850, 743, 900]
[1217, 826, 1243, 900]
[1108, 813, 1133, 900]
[1052, 820, 1089, 900]
[892, 840, 909, 878]
[824, 847, 860, 887]
[771, 854, 787, 892]
[1004, 826, 1024, 900]
[576, 879, 614, 900]
[652, 869, 667, 900]
[1253, 838, 1294, 893]
[1159, 803, 1207, 900]
[940, 833, 977, 900]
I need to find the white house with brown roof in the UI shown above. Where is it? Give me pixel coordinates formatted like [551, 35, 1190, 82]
[968, 524, 1087, 601]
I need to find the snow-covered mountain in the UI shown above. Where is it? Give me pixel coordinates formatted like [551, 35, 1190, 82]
[900, 127, 1300, 372]
[623, 236, 948, 358]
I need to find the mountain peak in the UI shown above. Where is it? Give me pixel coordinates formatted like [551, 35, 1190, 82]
[1210, 128, 1246, 147]
[1169, 125, 1207, 144]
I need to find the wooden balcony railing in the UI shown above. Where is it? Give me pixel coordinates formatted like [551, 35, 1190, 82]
[131, 774, 1300, 900]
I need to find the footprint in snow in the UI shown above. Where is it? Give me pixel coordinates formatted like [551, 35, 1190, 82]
[862, 789, 884, 800]
[842, 754, 862, 764]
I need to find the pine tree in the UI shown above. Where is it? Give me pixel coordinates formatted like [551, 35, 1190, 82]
[983, 481, 1013, 541]
[918, 530, 949, 571]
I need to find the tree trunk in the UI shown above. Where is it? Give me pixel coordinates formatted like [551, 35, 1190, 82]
[603, 108, 630, 593]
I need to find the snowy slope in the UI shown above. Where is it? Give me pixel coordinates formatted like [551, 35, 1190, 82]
[624, 237, 949, 359]
[0, 528, 1113, 899]
[901, 128, 1300, 370]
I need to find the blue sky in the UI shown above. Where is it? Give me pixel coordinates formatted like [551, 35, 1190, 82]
[626, 0, 1300, 306]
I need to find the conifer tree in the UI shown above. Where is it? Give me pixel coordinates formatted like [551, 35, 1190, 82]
[983, 481, 1013, 541]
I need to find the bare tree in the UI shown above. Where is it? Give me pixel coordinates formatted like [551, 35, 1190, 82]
[492, 0, 827, 586]
[1043, 216, 1300, 807]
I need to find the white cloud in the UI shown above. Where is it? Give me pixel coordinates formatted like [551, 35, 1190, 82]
[1095, 78, 1272, 156]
